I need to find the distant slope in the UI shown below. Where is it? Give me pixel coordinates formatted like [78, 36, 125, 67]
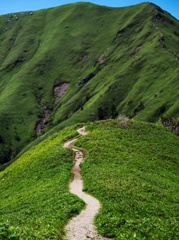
[0, 119, 178, 239]
[0, 2, 178, 163]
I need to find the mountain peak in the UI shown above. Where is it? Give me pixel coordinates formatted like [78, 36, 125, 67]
[0, 2, 178, 164]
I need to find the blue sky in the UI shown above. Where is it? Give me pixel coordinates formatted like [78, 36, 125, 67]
[0, 0, 178, 19]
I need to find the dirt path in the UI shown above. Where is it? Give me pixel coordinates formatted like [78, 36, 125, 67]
[64, 127, 110, 240]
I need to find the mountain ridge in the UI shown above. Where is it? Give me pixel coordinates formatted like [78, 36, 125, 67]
[0, 119, 179, 239]
[0, 2, 178, 163]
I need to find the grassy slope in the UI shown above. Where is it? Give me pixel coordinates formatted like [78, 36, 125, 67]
[0, 119, 178, 239]
[0, 2, 178, 164]
[0, 126, 85, 239]
[76, 120, 179, 239]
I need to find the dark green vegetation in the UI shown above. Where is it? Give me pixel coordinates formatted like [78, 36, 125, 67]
[0, 2, 179, 163]
[76, 120, 179, 239]
[0, 126, 85, 239]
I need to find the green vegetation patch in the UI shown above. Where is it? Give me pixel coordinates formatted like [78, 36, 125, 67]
[0, 126, 85, 239]
[76, 120, 179, 239]
[0, 2, 179, 164]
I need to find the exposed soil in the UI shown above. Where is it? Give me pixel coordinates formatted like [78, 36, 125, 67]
[98, 54, 105, 64]
[36, 101, 52, 136]
[54, 83, 69, 106]
[64, 127, 111, 240]
[35, 83, 69, 137]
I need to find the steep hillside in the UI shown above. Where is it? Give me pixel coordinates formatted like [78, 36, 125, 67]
[0, 2, 178, 163]
[0, 126, 85, 239]
[0, 120, 178, 239]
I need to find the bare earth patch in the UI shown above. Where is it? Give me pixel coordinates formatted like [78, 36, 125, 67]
[64, 127, 110, 240]
[54, 83, 69, 105]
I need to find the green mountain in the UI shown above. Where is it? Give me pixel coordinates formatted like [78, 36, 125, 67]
[0, 3, 179, 238]
[0, 120, 178, 239]
[0, 2, 178, 164]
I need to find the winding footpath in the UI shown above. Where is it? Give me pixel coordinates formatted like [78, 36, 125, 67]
[64, 127, 110, 240]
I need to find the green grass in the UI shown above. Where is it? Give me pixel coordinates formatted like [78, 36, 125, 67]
[0, 119, 179, 239]
[0, 126, 85, 239]
[0, 4, 178, 238]
[0, 2, 179, 164]
[75, 120, 179, 239]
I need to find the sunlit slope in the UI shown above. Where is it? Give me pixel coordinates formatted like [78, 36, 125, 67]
[0, 2, 178, 163]
[0, 126, 84, 239]
[0, 119, 178, 239]
[77, 120, 179, 239]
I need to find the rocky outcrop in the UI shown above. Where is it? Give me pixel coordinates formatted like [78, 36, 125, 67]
[35, 101, 52, 137]
[161, 117, 179, 135]
[36, 83, 69, 136]
[54, 83, 69, 106]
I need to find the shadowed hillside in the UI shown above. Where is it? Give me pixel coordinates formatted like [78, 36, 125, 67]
[0, 2, 178, 163]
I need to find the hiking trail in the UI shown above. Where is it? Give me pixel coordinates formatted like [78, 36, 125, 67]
[64, 127, 110, 240]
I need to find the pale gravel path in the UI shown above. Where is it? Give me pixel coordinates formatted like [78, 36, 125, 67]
[64, 127, 110, 240]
